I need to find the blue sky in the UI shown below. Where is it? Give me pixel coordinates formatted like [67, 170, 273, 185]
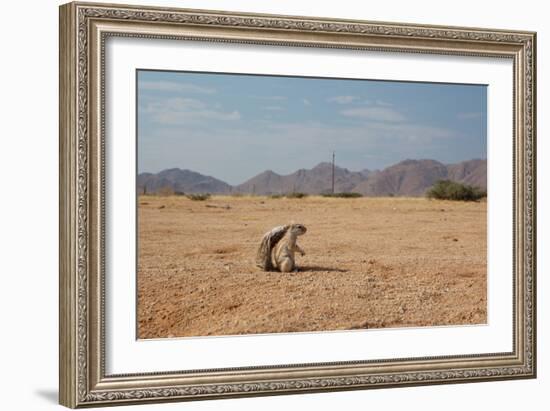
[137, 70, 487, 185]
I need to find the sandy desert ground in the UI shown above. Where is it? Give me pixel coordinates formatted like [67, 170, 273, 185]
[137, 195, 486, 339]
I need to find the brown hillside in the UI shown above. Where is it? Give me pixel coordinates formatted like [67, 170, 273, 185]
[236, 162, 366, 195]
[353, 159, 448, 196]
[446, 159, 487, 189]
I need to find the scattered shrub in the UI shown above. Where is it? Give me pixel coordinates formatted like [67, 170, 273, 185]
[269, 194, 283, 199]
[186, 193, 211, 201]
[158, 186, 174, 196]
[285, 192, 308, 199]
[321, 192, 363, 198]
[426, 180, 486, 201]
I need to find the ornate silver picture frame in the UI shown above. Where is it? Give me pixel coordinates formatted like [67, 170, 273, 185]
[59, 1, 536, 408]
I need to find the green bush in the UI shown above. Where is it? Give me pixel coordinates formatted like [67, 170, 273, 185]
[321, 192, 363, 198]
[285, 192, 308, 199]
[426, 180, 486, 201]
[186, 193, 211, 201]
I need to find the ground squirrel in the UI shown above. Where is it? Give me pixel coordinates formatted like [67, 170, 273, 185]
[256, 224, 307, 272]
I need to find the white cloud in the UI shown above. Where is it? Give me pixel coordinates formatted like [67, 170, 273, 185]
[141, 97, 240, 124]
[262, 105, 285, 111]
[139, 80, 216, 94]
[266, 119, 456, 146]
[457, 111, 482, 120]
[340, 106, 406, 122]
[254, 95, 288, 101]
[303, 98, 311, 106]
[375, 100, 393, 107]
[326, 95, 359, 104]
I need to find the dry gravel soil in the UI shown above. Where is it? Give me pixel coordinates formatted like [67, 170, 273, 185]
[137, 195, 487, 339]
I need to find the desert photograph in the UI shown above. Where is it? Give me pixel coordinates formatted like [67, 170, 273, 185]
[136, 70, 488, 339]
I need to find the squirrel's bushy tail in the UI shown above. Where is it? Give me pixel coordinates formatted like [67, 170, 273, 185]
[255, 225, 289, 271]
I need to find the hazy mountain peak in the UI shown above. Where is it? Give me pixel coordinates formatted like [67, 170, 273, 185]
[259, 169, 280, 176]
[312, 161, 333, 169]
[138, 168, 232, 194]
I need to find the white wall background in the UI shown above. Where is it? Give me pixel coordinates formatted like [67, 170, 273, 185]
[0, 0, 546, 410]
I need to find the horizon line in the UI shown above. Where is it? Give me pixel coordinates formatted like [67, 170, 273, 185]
[138, 157, 487, 186]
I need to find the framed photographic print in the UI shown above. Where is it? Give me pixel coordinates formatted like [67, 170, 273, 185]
[59, 1, 537, 408]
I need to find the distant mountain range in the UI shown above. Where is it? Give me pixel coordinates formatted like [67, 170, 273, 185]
[235, 162, 366, 195]
[138, 159, 486, 197]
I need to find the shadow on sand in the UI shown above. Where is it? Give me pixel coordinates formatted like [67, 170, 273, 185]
[299, 265, 348, 273]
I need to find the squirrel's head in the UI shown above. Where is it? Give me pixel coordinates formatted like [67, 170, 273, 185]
[289, 223, 307, 236]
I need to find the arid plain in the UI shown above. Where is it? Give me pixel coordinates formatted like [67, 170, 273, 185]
[137, 195, 487, 339]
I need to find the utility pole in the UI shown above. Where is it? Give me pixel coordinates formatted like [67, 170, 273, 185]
[331, 151, 335, 194]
